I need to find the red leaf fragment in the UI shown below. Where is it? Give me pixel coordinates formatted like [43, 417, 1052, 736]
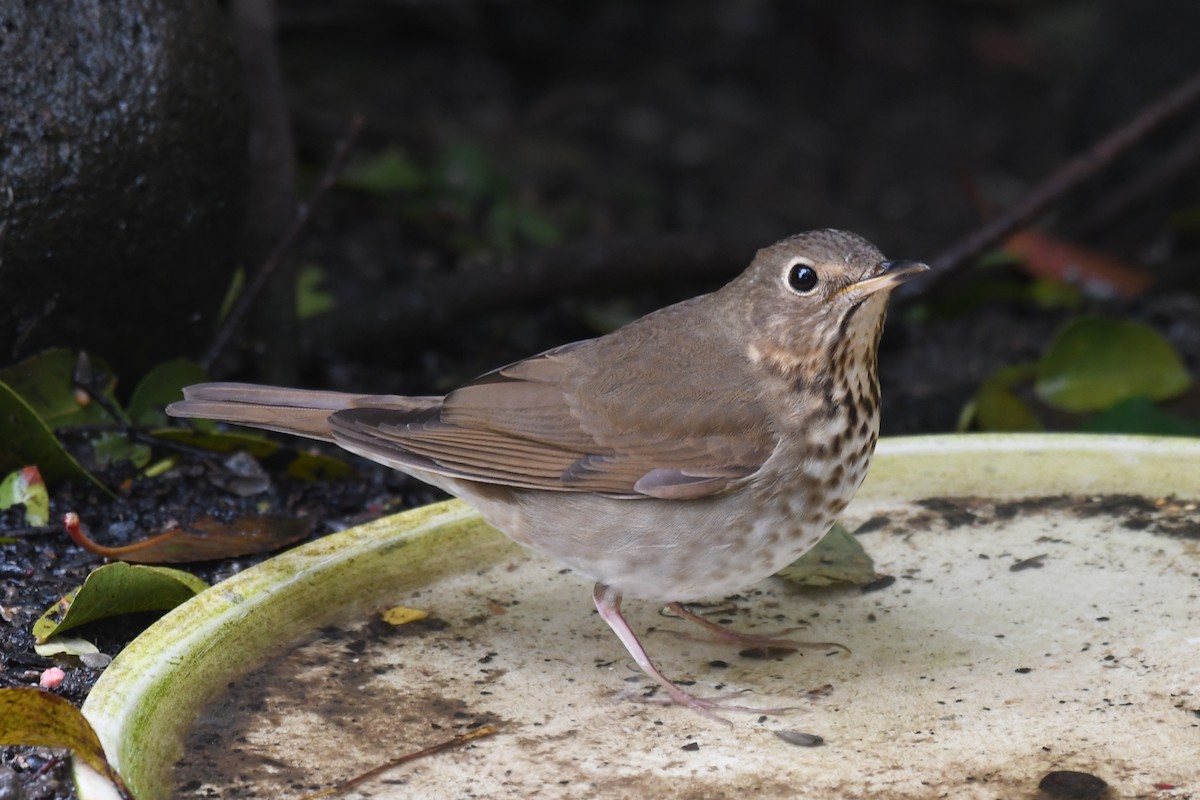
[64, 510, 312, 563]
[1005, 230, 1153, 298]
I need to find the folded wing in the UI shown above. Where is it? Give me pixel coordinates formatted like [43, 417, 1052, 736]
[331, 313, 776, 500]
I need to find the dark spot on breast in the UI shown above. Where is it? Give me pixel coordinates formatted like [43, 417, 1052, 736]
[819, 376, 835, 408]
[863, 388, 879, 415]
[837, 301, 864, 340]
[826, 464, 846, 487]
[825, 497, 849, 515]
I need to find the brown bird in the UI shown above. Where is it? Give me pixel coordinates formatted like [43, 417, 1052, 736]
[167, 229, 926, 720]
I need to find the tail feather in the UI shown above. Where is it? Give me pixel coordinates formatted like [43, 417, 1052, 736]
[167, 382, 439, 443]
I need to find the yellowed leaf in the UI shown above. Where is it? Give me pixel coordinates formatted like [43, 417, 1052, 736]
[381, 606, 429, 626]
[0, 688, 133, 799]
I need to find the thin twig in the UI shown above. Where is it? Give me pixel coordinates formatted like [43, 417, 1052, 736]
[907, 68, 1200, 299]
[68, 357, 226, 463]
[300, 725, 498, 799]
[203, 114, 366, 371]
[1073, 118, 1200, 238]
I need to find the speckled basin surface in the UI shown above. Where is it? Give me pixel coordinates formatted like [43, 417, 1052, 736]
[76, 435, 1200, 799]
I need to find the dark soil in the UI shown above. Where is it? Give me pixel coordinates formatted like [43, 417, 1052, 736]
[3, 1, 1200, 798]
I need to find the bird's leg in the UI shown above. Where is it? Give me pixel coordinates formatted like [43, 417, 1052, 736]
[664, 602, 850, 655]
[592, 584, 797, 723]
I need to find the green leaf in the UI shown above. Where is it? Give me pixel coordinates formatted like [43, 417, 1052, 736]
[1026, 277, 1084, 310]
[33, 562, 208, 642]
[515, 207, 563, 248]
[34, 634, 102, 659]
[152, 428, 356, 481]
[340, 146, 426, 193]
[296, 263, 336, 320]
[0, 381, 106, 489]
[774, 522, 878, 586]
[127, 358, 209, 427]
[0, 349, 122, 428]
[975, 247, 1026, 270]
[1081, 396, 1200, 436]
[977, 389, 1042, 431]
[91, 432, 153, 470]
[969, 364, 1042, 432]
[1036, 316, 1192, 412]
[438, 143, 499, 203]
[485, 199, 518, 253]
[218, 266, 246, 323]
[0, 466, 50, 526]
[0, 688, 134, 798]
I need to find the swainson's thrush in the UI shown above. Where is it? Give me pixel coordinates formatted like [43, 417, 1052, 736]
[168, 229, 927, 720]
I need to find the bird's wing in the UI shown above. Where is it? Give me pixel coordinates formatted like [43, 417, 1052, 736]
[330, 312, 776, 499]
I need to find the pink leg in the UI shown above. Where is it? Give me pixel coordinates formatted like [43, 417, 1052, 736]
[664, 602, 850, 656]
[592, 584, 798, 723]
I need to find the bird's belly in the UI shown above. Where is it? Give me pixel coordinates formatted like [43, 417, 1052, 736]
[423, 426, 876, 603]
[455, 478, 856, 604]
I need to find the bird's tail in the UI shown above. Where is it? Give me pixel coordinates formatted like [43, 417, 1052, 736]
[166, 382, 437, 443]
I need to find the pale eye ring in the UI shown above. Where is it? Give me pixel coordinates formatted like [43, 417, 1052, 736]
[786, 261, 819, 294]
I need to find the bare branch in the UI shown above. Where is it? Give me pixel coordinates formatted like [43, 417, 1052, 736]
[909, 68, 1200, 299]
[203, 114, 365, 371]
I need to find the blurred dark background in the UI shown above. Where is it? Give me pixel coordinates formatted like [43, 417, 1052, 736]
[4, 0, 1198, 434]
[271, 0, 1200, 431]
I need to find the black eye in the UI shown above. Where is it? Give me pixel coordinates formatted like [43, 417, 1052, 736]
[787, 262, 819, 293]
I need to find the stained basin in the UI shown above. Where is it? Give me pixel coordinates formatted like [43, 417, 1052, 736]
[76, 434, 1200, 799]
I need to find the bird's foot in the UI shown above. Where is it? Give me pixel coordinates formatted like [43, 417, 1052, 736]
[620, 682, 800, 725]
[593, 583, 804, 725]
[663, 602, 850, 656]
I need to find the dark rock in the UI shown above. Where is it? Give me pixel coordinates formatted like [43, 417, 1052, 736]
[0, 0, 247, 381]
[1038, 769, 1109, 800]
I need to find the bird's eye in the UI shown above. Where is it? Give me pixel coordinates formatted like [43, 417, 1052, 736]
[787, 262, 819, 294]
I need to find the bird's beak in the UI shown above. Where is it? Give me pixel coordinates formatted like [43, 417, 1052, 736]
[847, 259, 929, 296]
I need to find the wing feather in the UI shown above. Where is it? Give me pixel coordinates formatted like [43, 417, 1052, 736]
[330, 300, 777, 498]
